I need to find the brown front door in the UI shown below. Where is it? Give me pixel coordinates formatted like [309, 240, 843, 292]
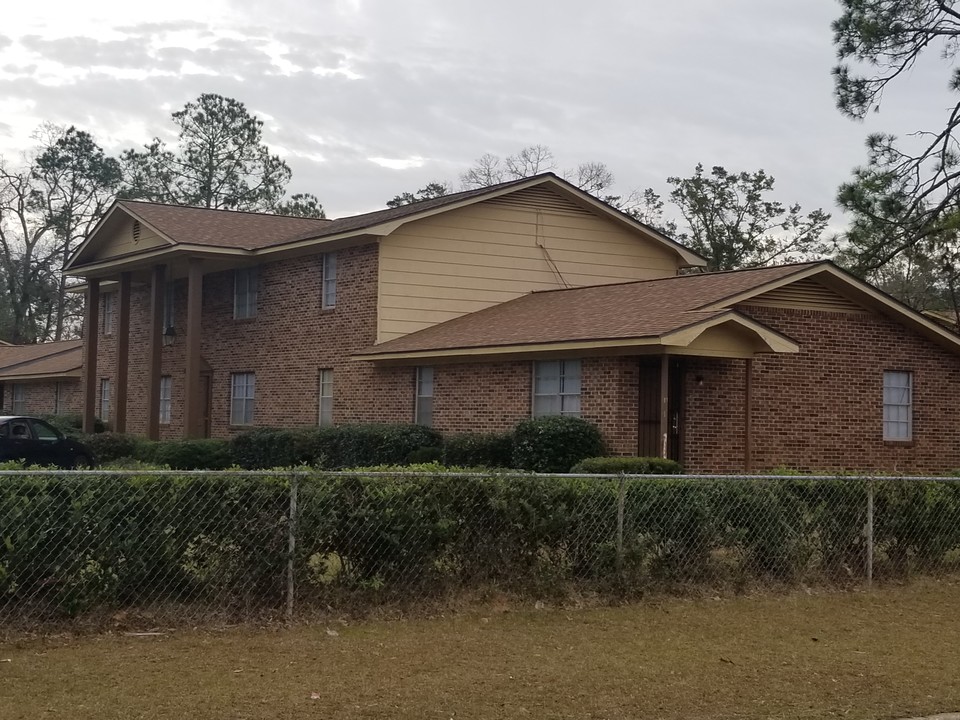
[200, 373, 212, 438]
[637, 357, 685, 462]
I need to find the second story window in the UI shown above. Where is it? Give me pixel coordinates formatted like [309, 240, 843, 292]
[234, 267, 258, 320]
[163, 281, 175, 345]
[101, 292, 116, 336]
[322, 252, 337, 309]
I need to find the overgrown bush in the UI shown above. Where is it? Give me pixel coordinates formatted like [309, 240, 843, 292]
[82, 432, 140, 464]
[571, 456, 682, 474]
[511, 416, 605, 473]
[444, 432, 514, 468]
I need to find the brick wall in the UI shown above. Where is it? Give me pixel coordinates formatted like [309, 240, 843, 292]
[92, 243, 414, 437]
[683, 306, 960, 474]
[0, 379, 81, 416]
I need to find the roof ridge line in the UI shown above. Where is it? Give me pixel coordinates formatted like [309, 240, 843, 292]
[119, 199, 333, 222]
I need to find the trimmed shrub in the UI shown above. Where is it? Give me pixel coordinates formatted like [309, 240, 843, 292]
[444, 432, 514, 468]
[511, 416, 605, 473]
[229, 428, 316, 469]
[405, 446, 444, 464]
[308, 423, 444, 469]
[82, 432, 140, 464]
[571, 456, 682, 475]
[152, 439, 233, 470]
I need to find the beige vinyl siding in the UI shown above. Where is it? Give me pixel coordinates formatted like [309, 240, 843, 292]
[96, 217, 167, 259]
[738, 278, 867, 314]
[377, 188, 682, 341]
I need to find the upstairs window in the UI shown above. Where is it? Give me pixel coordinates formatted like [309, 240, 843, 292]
[322, 252, 337, 309]
[101, 292, 116, 335]
[883, 370, 913, 441]
[234, 267, 258, 320]
[163, 281, 176, 345]
[415, 367, 434, 427]
[231, 372, 256, 426]
[533, 360, 582, 417]
[318, 369, 334, 426]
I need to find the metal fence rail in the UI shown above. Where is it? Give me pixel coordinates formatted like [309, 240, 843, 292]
[1, 470, 959, 632]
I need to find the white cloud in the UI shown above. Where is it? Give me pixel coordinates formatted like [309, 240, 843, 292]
[369, 156, 425, 170]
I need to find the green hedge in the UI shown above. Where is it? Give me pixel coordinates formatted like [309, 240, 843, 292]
[2, 473, 960, 620]
[443, 432, 514, 468]
[512, 416, 605, 473]
[4, 473, 960, 621]
[82, 433, 141, 464]
[571, 457, 683, 474]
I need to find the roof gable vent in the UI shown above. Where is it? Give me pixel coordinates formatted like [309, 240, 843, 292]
[132, 220, 141, 243]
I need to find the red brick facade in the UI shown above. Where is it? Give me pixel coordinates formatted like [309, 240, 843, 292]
[0, 379, 81, 417]
[86, 242, 960, 474]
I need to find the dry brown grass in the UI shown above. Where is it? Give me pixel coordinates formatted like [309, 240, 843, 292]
[2, 581, 960, 719]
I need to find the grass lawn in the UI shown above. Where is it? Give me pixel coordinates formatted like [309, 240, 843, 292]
[2, 581, 959, 720]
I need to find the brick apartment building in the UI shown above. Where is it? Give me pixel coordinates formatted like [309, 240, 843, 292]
[65, 173, 960, 473]
[0, 341, 82, 417]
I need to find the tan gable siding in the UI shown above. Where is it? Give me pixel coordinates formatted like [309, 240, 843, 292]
[377, 188, 682, 342]
[737, 278, 867, 314]
[95, 217, 167, 261]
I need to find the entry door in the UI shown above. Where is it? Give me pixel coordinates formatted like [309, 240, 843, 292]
[200, 373, 212, 438]
[637, 358, 685, 462]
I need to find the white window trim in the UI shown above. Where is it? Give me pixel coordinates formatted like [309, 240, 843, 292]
[415, 366, 434, 427]
[532, 359, 583, 418]
[159, 376, 172, 425]
[100, 378, 112, 424]
[230, 372, 256, 426]
[234, 267, 258, 320]
[101, 292, 115, 336]
[883, 370, 913, 441]
[318, 369, 334, 426]
[11, 383, 25, 415]
[322, 252, 337, 309]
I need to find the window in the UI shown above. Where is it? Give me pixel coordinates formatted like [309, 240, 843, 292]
[11, 384, 25, 414]
[322, 253, 337, 309]
[100, 378, 112, 424]
[54, 382, 64, 415]
[415, 367, 434, 427]
[533, 360, 582, 417]
[159, 376, 172, 425]
[234, 267, 258, 319]
[101, 292, 115, 335]
[883, 370, 913, 441]
[163, 281, 175, 345]
[32, 420, 60, 443]
[318, 369, 334, 426]
[230, 373, 255, 425]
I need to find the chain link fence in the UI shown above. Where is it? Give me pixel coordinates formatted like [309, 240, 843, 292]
[2, 470, 959, 633]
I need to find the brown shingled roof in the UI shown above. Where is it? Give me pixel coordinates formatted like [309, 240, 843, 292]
[0, 340, 82, 380]
[358, 263, 817, 356]
[118, 176, 541, 251]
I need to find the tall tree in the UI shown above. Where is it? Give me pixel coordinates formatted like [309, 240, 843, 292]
[385, 182, 451, 208]
[0, 126, 120, 343]
[33, 125, 121, 339]
[652, 164, 830, 271]
[275, 192, 326, 218]
[121, 93, 293, 212]
[832, 1, 960, 271]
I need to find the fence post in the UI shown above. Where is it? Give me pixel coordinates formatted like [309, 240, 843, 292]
[286, 473, 299, 622]
[616, 475, 626, 574]
[865, 479, 874, 588]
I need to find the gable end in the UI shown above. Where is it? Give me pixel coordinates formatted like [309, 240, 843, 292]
[738, 278, 867, 314]
[483, 186, 595, 217]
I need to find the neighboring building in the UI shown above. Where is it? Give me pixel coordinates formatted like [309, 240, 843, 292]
[64, 173, 960, 473]
[0, 340, 82, 416]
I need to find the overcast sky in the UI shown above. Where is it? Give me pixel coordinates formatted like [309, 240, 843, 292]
[0, 1, 951, 225]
